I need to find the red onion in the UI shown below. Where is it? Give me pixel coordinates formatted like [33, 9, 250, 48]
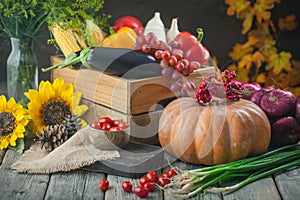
[240, 82, 262, 100]
[250, 89, 264, 105]
[295, 97, 300, 122]
[259, 88, 296, 120]
[270, 116, 300, 148]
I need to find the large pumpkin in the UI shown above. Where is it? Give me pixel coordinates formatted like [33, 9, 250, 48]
[158, 97, 271, 165]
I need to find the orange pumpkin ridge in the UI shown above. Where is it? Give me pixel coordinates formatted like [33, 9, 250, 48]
[158, 98, 271, 165]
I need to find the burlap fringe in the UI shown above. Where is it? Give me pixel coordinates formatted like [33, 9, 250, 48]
[11, 126, 120, 174]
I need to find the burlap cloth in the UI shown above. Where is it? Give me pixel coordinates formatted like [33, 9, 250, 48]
[11, 126, 120, 174]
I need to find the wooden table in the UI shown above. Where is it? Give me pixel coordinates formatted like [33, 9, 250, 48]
[1, 146, 299, 200]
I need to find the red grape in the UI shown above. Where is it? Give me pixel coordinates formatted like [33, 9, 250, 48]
[154, 50, 163, 59]
[181, 59, 189, 67]
[182, 67, 190, 76]
[175, 62, 185, 72]
[142, 44, 151, 53]
[161, 67, 173, 78]
[170, 82, 182, 92]
[168, 55, 178, 67]
[182, 81, 196, 91]
[180, 88, 189, 97]
[161, 51, 171, 60]
[189, 61, 201, 70]
[146, 32, 157, 41]
[172, 49, 183, 61]
[169, 41, 180, 49]
[171, 70, 182, 81]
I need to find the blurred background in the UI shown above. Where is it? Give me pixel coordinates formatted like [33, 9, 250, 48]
[1, 0, 300, 91]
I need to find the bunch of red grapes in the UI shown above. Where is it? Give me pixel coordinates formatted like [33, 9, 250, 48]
[133, 32, 202, 97]
[195, 70, 242, 104]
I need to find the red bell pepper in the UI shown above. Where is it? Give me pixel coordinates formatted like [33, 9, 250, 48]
[113, 16, 143, 35]
[173, 28, 210, 65]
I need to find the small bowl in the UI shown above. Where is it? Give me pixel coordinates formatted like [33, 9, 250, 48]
[88, 125, 130, 150]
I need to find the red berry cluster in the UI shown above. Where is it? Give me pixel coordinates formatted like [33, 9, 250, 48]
[194, 70, 242, 104]
[194, 79, 212, 104]
[98, 168, 176, 198]
[222, 70, 242, 101]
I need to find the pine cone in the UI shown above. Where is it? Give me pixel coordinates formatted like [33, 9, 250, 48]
[36, 124, 68, 152]
[63, 114, 82, 137]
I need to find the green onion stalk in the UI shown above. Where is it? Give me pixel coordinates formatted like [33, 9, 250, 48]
[163, 144, 300, 198]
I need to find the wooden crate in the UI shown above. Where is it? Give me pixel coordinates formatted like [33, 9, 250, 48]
[51, 55, 216, 144]
[51, 55, 215, 115]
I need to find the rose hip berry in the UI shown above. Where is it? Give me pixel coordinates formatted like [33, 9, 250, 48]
[122, 181, 132, 193]
[134, 186, 149, 198]
[99, 179, 109, 191]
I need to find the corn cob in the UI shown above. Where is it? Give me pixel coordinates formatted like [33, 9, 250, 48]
[85, 19, 105, 47]
[50, 24, 87, 56]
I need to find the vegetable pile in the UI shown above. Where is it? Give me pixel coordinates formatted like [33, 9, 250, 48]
[158, 70, 271, 165]
[238, 81, 300, 148]
[43, 11, 211, 93]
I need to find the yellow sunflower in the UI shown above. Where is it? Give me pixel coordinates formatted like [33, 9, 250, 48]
[25, 78, 88, 134]
[0, 95, 31, 150]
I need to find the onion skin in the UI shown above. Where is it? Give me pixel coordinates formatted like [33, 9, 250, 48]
[259, 88, 296, 120]
[241, 82, 262, 100]
[250, 89, 264, 105]
[296, 97, 300, 122]
[270, 116, 300, 148]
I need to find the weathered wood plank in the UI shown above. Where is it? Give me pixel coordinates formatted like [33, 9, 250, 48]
[0, 150, 49, 200]
[274, 166, 300, 200]
[45, 170, 105, 200]
[0, 150, 6, 165]
[163, 160, 222, 200]
[105, 174, 163, 200]
[222, 176, 281, 200]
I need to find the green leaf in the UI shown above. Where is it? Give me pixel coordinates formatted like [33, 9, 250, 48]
[11, 138, 25, 154]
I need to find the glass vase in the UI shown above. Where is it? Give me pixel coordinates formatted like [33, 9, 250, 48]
[7, 37, 38, 103]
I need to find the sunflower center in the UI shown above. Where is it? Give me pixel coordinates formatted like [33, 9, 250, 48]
[0, 112, 16, 137]
[41, 99, 71, 126]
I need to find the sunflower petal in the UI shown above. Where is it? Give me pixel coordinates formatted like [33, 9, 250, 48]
[7, 97, 17, 111]
[40, 81, 56, 101]
[53, 78, 67, 97]
[61, 84, 74, 104]
[73, 105, 88, 116]
[0, 95, 7, 111]
[0, 138, 9, 149]
[72, 92, 82, 107]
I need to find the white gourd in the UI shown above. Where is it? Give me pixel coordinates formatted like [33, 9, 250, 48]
[144, 12, 166, 42]
[166, 18, 180, 43]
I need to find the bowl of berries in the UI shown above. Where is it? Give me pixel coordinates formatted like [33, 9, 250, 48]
[89, 117, 130, 150]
